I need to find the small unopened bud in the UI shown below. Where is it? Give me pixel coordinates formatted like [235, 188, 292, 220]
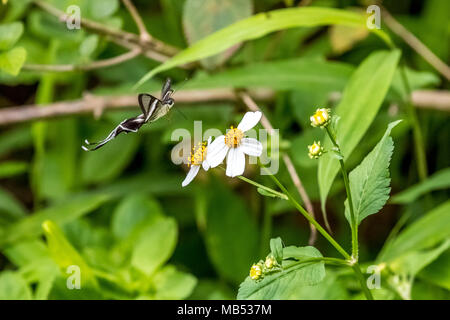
[310, 108, 331, 128]
[308, 141, 324, 159]
[250, 264, 263, 280]
[264, 256, 276, 269]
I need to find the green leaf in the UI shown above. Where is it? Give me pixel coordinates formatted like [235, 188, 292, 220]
[0, 187, 27, 221]
[237, 246, 325, 299]
[0, 193, 109, 247]
[391, 168, 450, 204]
[186, 57, 353, 90]
[88, 0, 119, 20]
[111, 194, 164, 240]
[390, 240, 450, 277]
[0, 126, 32, 157]
[379, 201, 450, 262]
[134, 7, 391, 88]
[152, 265, 197, 300]
[287, 271, 349, 300]
[131, 216, 178, 275]
[344, 120, 401, 226]
[0, 22, 24, 50]
[204, 181, 259, 284]
[269, 237, 283, 264]
[81, 129, 140, 184]
[257, 187, 276, 198]
[183, 0, 253, 69]
[0, 271, 32, 300]
[419, 249, 450, 290]
[79, 34, 99, 57]
[318, 50, 401, 211]
[0, 161, 28, 178]
[42, 220, 97, 286]
[0, 47, 27, 76]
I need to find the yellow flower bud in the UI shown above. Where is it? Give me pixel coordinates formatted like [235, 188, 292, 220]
[310, 108, 331, 128]
[249, 264, 263, 280]
[264, 256, 276, 269]
[308, 141, 324, 159]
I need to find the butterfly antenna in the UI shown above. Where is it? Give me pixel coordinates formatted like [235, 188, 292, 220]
[172, 77, 189, 95]
[173, 106, 188, 120]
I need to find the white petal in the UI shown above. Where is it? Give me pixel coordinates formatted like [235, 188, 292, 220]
[202, 159, 210, 171]
[182, 165, 200, 187]
[237, 111, 262, 132]
[225, 147, 245, 178]
[206, 135, 229, 168]
[240, 138, 263, 156]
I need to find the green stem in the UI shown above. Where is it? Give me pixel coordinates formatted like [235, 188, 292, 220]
[399, 63, 428, 181]
[217, 166, 288, 200]
[260, 203, 272, 258]
[262, 167, 351, 260]
[325, 127, 358, 259]
[352, 263, 374, 300]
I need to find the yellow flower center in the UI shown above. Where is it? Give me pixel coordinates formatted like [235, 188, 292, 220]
[310, 143, 320, 155]
[188, 142, 207, 166]
[250, 265, 262, 280]
[224, 126, 244, 148]
[313, 110, 328, 124]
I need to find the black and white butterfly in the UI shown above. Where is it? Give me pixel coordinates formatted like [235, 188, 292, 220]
[82, 78, 175, 151]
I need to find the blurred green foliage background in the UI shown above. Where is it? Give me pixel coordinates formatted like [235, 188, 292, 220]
[0, 0, 448, 300]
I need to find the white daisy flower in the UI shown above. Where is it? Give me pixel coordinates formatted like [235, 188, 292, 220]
[182, 137, 211, 187]
[206, 111, 263, 177]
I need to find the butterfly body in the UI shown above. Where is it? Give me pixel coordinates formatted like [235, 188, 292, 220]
[82, 78, 174, 151]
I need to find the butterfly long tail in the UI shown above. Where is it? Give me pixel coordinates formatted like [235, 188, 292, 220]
[82, 127, 119, 151]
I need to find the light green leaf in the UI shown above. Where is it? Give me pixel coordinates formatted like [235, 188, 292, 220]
[0, 47, 27, 76]
[186, 57, 353, 90]
[344, 120, 401, 226]
[183, 0, 253, 69]
[318, 50, 401, 212]
[153, 265, 197, 300]
[0, 161, 28, 178]
[390, 239, 450, 277]
[89, 0, 119, 20]
[0, 193, 109, 247]
[379, 200, 450, 262]
[391, 168, 450, 204]
[79, 34, 99, 57]
[237, 246, 325, 300]
[0, 22, 24, 50]
[134, 7, 391, 88]
[418, 249, 450, 290]
[269, 237, 283, 264]
[131, 216, 178, 275]
[0, 271, 32, 300]
[42, 220, 97, 286]
[111, 194, 163, 240]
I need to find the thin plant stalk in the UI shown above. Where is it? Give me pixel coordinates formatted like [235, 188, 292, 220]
[325, 127, 358, 259]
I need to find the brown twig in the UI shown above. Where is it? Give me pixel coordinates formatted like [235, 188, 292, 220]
[0, 89, 274, 126]
[0, 88, 447, 126]
[121, 0, 152, 42]
[239, 92, 317, 245]
[411, 90, 450, 111]
[33, 0, 178, 57]
[382, 8, 450, 81]
[22, 49, 141, 72]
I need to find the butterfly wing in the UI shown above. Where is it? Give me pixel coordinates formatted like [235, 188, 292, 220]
[161, 78, 173, 101]
[138, 93, 159, 121]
